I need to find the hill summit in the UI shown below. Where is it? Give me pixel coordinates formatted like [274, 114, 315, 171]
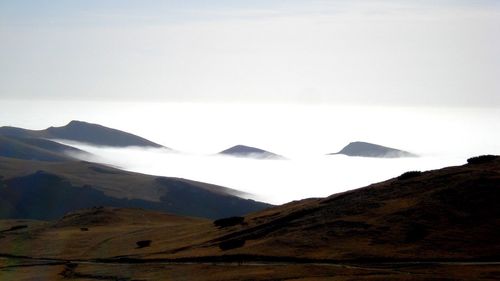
[331, 141, 416, 158]
[0, 120, 164, 148]
[219, 145, 285, 159]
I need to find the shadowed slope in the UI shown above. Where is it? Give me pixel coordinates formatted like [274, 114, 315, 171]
[0, 136, 88, 162]
[0, 157, 271, 220]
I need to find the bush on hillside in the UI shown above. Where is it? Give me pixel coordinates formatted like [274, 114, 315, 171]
[467, 155, 497, 165]
[397, 171, 422, 181]
[136, 240, 152, 248]
[213, 216, 245, 228]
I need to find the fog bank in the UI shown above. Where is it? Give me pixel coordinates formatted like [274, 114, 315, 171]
[66, 144, 466, 204]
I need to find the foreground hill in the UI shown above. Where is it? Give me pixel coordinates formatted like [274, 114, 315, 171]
[0, 135, 89, 162]
[0, 157, 271, 220]
[0, 156, 498, 280]
[0, 120, 164, 148]
[330, 141, 416, 158]
[3, 156, 499, 260]
[218, 145, 285, 159]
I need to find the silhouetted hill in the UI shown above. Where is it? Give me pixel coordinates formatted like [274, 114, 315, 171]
[200, 155, 500, 261]
[0, 136, 88, 162]
[219, 145, 285, 159]
[0, 120, 164, 148]
[0, 157, 271, 220]
[330, 141, 416, 158]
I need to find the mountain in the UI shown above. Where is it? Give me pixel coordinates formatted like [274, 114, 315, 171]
[200, 156, 499, 261]
[0, 156, 498, 280]
[0, 120, 164, 148]
[0, 157, 271, 220]
[0, 135, 88, 162]
[330, 141, 417, 158]
[218, 145, 285, 159]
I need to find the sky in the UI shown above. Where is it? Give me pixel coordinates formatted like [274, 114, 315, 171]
[1, 0, 499, 106]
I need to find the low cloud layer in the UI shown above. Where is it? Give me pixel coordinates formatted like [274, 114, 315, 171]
[3, 101, 498, 204]
[66, 143, 465, 204]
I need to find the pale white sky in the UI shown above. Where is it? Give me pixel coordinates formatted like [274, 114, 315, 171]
[1, 0, 499, 106]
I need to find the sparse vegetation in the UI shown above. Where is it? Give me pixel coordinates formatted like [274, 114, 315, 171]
[213, 216, 245, 228]
[136, 240, 152, 248]
[397, 171, 422, 180]
[467, 155, 497, 164]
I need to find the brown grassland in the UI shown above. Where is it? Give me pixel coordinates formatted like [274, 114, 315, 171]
[1, 156, 499, 280]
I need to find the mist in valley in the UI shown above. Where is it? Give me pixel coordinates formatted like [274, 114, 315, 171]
[67, 144, 466, 204]
[15, 101, 493, 205]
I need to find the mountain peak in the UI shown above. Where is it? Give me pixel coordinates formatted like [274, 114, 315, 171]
[219, 145, 285, 159]
[67, 120, 89, 126]
[45, 121, 164, 148]
[0, 121, 165, 148]
[331, 141, 416, 158]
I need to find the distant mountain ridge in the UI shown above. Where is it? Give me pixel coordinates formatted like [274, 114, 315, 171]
[330, 141, 416, 158]
[219, 145, 285, 159]
[0, 120, 164, 148]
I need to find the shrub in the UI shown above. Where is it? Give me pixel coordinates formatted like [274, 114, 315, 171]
[467, 155, 498, 165]
[397, 171, 422, 180]
[213, 216, 245, 228]
[219, 239, 246, 251]
[136, 240, 152, 248]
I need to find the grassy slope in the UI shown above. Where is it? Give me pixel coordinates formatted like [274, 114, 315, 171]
[0, 157, 247, 201]
[1, 157, 499, 280]
[2, 261, 499, 281]
[1, 157, 498, 262]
